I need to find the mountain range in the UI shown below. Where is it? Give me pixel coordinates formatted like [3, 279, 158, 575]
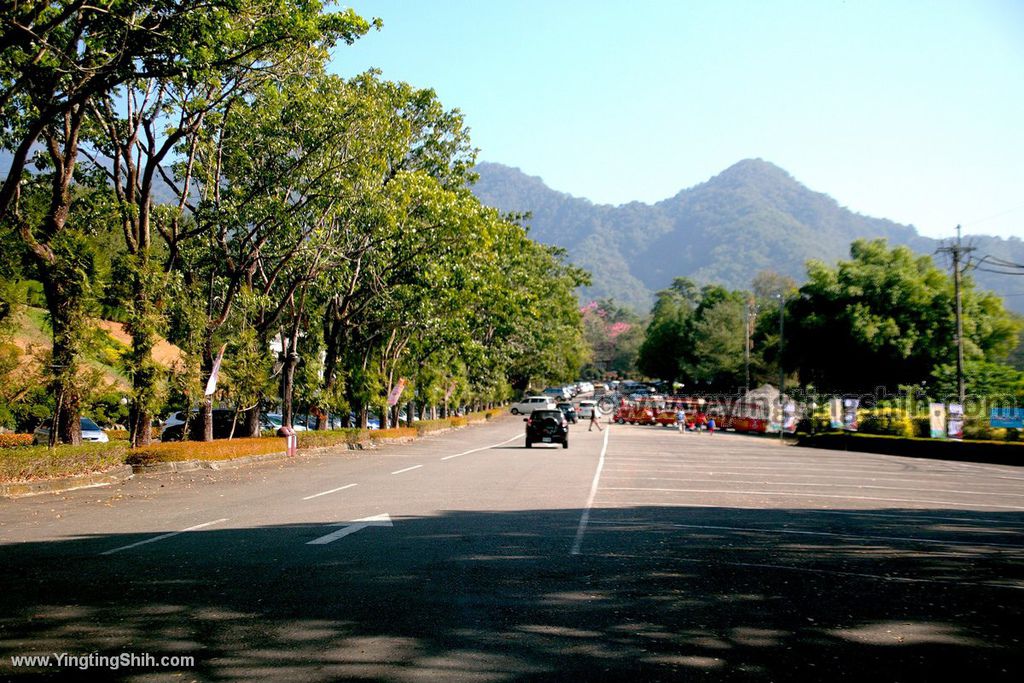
[470, 159, 1024, 313]
[6, 150, 1023, 313]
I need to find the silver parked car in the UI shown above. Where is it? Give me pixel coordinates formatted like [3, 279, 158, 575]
[33, 417, 109, 445]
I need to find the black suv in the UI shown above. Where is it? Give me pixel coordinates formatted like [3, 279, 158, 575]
[524, 409, 569, 449]
[556, 402, 577, 424]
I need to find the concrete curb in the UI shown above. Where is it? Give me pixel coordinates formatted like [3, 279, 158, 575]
[1, 414, 503, 497]
[1, 464, 134, 499]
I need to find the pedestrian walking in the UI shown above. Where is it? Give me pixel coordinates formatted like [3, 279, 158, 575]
[676, 408, 686, 433]
[707, 416, 716, 435]
[588, 409, 603, 432]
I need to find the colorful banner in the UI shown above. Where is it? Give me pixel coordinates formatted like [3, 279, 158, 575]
[829, 398, 843, 429]
[990, 408, 1024, 429]
[947, 403, 964, 440]
[204, 343, 228, 396]
[782, 400, 798, 433]
[842, 398, 859, 431]
[387, 378, 408, 407]
[929, 403, 946, 439]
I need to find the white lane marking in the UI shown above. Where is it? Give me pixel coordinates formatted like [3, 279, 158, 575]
[599, 552, 1024, 591]
[391, 464, 423, 475]
[100, 518, 229, 556]
[440, 433, 521, 460]
[598, 477, 1024, 498]
[586, 520, 1024, 550]
[302, 483, 358, 501]
[571, 427, 610, 556]
[307, 513, 393, 545]
[600, 487, 1024, 510]
[583, 502, 1024, 528]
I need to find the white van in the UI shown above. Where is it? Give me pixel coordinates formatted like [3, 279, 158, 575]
[510, 396, 556, 415]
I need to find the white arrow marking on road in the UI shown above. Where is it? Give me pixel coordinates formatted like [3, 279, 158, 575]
[306, 513, 393, 545]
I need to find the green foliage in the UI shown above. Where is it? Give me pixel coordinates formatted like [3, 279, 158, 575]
[581, 299, 644, 378]
[637, 279, 696, 385]
[786, 239, 1020, 393]
[638, 279, 751, 389]
[858, 409, 915, 438]
[930, 361, 1024, 403]
[1, 2, 589, 448]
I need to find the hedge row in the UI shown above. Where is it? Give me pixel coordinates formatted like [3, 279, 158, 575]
[0, 434, 34, 448]
[802, 410, 1023, 442]
[798, 431, 1024, 466]
[0, 443, 129, 483]
[295, 429, 364, 450]
[125, 437, 287, 466]
[2, 409, 506, 482]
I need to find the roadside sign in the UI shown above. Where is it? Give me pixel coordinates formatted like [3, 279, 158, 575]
[990, 408, 1024, 429]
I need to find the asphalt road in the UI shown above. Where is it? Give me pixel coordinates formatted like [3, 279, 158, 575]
[1, 416, 1022, 681]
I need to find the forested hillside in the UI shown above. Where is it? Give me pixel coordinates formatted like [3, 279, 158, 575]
[471, 159, 1024, 312]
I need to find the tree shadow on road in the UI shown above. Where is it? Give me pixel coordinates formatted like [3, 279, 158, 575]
[2, 505, 1022, 681]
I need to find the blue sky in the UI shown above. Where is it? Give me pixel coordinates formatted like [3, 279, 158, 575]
[333, 0, 1024, 240]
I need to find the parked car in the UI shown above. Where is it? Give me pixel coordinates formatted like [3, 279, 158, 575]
[264, 413, 308, 432]
[577, 400, 598, 420]
[346, 412, 381, 430]
[510, 396, 556, 415]
[160, 409, 193, 437]
[556, 402, 577, 424]
[542, 387, 565, 400]
[161, 409, 245, 441]
[33, 417, 109, 445]
[524, 409, 569, 449]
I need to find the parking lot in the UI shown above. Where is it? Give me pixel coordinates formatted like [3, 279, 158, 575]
[2, 418, 1022, 680]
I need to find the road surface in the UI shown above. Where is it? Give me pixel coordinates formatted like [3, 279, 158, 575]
[1, 416, 1022, 681]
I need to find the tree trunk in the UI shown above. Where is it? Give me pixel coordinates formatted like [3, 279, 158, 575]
[281, 351, 298, 429]
[127, 321, 156, 447]
[243, 406, 262, 438]
[42, 271, 82, 446]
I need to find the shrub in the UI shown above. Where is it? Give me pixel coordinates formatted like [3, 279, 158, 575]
[126, 437, 286, 466]
[415, 418, 453, 435]
[0, 443, 128, 483]
[796, 416, 831, 434]
[859, 409, 915, 437]
[961, 418, 1007, 442]
[450, 417, 469, 428]
[296, 429, 365, 450]
[0, 433, 34, 449]
[369, 427, 418, 440]
[107, 429, 129, 441]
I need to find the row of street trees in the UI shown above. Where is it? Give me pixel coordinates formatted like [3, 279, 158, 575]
[0, 1, 587, 445]
[637, 240, 1022, 399]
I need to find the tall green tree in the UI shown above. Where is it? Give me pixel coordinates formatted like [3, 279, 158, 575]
[785, 239, 1019, 393]
[636, 278, 698, 386]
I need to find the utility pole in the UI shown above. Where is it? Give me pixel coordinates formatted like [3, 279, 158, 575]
[778, 292, 786, 443]
[937, 225, 975, 405]
[744, 300, 751, 394]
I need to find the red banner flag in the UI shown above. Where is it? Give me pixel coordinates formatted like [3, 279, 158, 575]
[387, 378, 407, 407]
